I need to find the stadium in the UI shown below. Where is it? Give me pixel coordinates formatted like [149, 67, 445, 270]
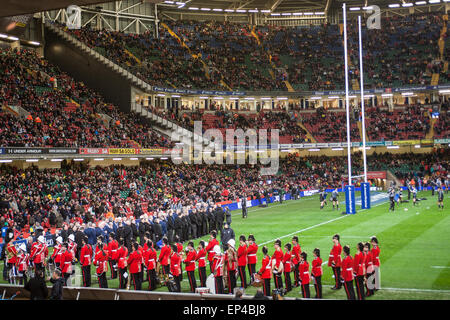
[0, 0, 448, 304]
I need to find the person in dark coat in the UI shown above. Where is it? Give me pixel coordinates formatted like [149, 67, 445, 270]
[174, 212, 183, 242]
[123, 221, 133, 251]
[24, 270, 48, 300]
[189, 211, 198, 239]
[49, 269, 64, 300]
[208, 207, 216, 233]
[200, 208, 208, 236]
[167, 212, 175, 244]
[220, 223, 235, 252]
[215, 206, 225, 232]
[152, 219, 163, 244]
[138, 217, 147, 246]
[226, 207, 232, 225]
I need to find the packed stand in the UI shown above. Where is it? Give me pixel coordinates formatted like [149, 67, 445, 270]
[0, 48, 173, 148]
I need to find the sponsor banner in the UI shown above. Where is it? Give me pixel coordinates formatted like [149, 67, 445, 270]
[435, 138, 450, 144]
[139, 148, 163, 155]
[5, 148, 45, 154]
[292, 144, 303, 148]
[79, 148, 109, 155]
[108, 148, 137, 155]
[280, 144, 291, 149]
[316, 143, 329, 148]
[352, 141, 386, 147]
[0, 148, 4, 154]
[328, 142, 342, 147]
[393, 140, 420, 146]
[153, 86, 246, 96]
[302, 189, 319, 197]
[303, 143, 315, 148]
[365, 171, 387, 179]
[48, 148, 78, 154]
[0, 14, 33, 37]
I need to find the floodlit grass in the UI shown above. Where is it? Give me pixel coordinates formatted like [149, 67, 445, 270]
[2, 191, 449, 300]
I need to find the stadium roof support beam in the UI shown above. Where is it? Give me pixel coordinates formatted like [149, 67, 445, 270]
[324, 0, 332, 22]
[228, 0, 258, 10]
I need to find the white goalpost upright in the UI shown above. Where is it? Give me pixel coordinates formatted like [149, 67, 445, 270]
[358, 15, 372, 209]
[342, 3, 356, 214]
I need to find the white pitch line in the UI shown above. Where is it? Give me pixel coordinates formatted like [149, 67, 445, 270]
[321, 284, 450, 294]
[259, 215, 349, 246]
[431, 266, 450, 269]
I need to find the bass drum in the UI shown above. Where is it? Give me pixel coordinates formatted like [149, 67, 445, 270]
[206, 274, 216, 294]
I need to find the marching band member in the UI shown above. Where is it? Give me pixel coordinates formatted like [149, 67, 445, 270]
[205, 231, 219, 274]
[257, 246, 271, 297]
[246, 234, 258, 283]
[16, 243, 29, 285]
[237, 235, 248, 289]
[291, 236, 301, 287]
[224, 239, 237, 294]
[364, 242, 374, 297]
[50, 236, 63, 269]
[80, 236, 93, 287]
[175, 236, 184, 281]
[312, 248, 323, 299]
[170, 244, 182, 292]
[370, 236, 381, 291]
[143, 240, 157, 291]
[196, 241, 207, 287]
[158, 237, 171, 277]
[59, 242, 74, 286]
[183, 241, 197, 293]
[127, 242, 143, 291]
[107, 233, 119, 280]
[212, 245, 225, 294]
[31, 236, 48, 275]
[6, 240, 18, 284]
[68, 234, 77, 257]
[283, 243, 293, 292]
[93, 237, 109, 288]
[272, 239, 284, 290]
[353, 242, 366, 300]
[117, 239, 129, 289]
[341, 245, 356, 300]
[328, 234, 342, 290]
[299, 252, 311, 298]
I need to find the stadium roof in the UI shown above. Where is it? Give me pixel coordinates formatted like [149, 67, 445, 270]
[0, 0, 164, 18]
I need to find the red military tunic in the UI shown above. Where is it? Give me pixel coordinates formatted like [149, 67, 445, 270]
[205, 239, 219, 263]
[117, 246, 129, 269]
[80, 244, 93, 267]
[225, 251, 237, 272]
[328, 243, 342, 267]
[60, 250, 74, 274]
[258, 256, 272, 279]
[246, 242, 258, 265]
[144, 247, 157, 270]
[371, 246, 380, 267]
[237, 244, 247, 267]
[94, 249, 109, 275]
[341, 255, 354, 282]
[212, 254, 224, 277]
[107, 239, 119, 261]
[291, 243, 301, 266]
[283, 250, 292, 272]
[364, 251, 374, 274]
[31, 242, 48, 264]
[159, 244, 171, 266]
[353, 252, 366, 277]
[184, 249, 197, 272]
[299, 261, 310, 284]
[271, 248, 283, 270]
[127, 250, 142, 274]
[312, 257, 323, 277]
[16, 252, 29, 272]
[51, 243, 62, 264]
[196, 248, 207, 268]
[176, 242, 183, 254]
[68, 241, 77, 256]
[170, 252, 181, 277]
[6, 242, 17, 264]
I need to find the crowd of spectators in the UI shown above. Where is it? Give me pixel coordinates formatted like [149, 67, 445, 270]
[0, 48, 173, 148]
[365, 104, 430, 141]
[63, 12, 446, 92]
